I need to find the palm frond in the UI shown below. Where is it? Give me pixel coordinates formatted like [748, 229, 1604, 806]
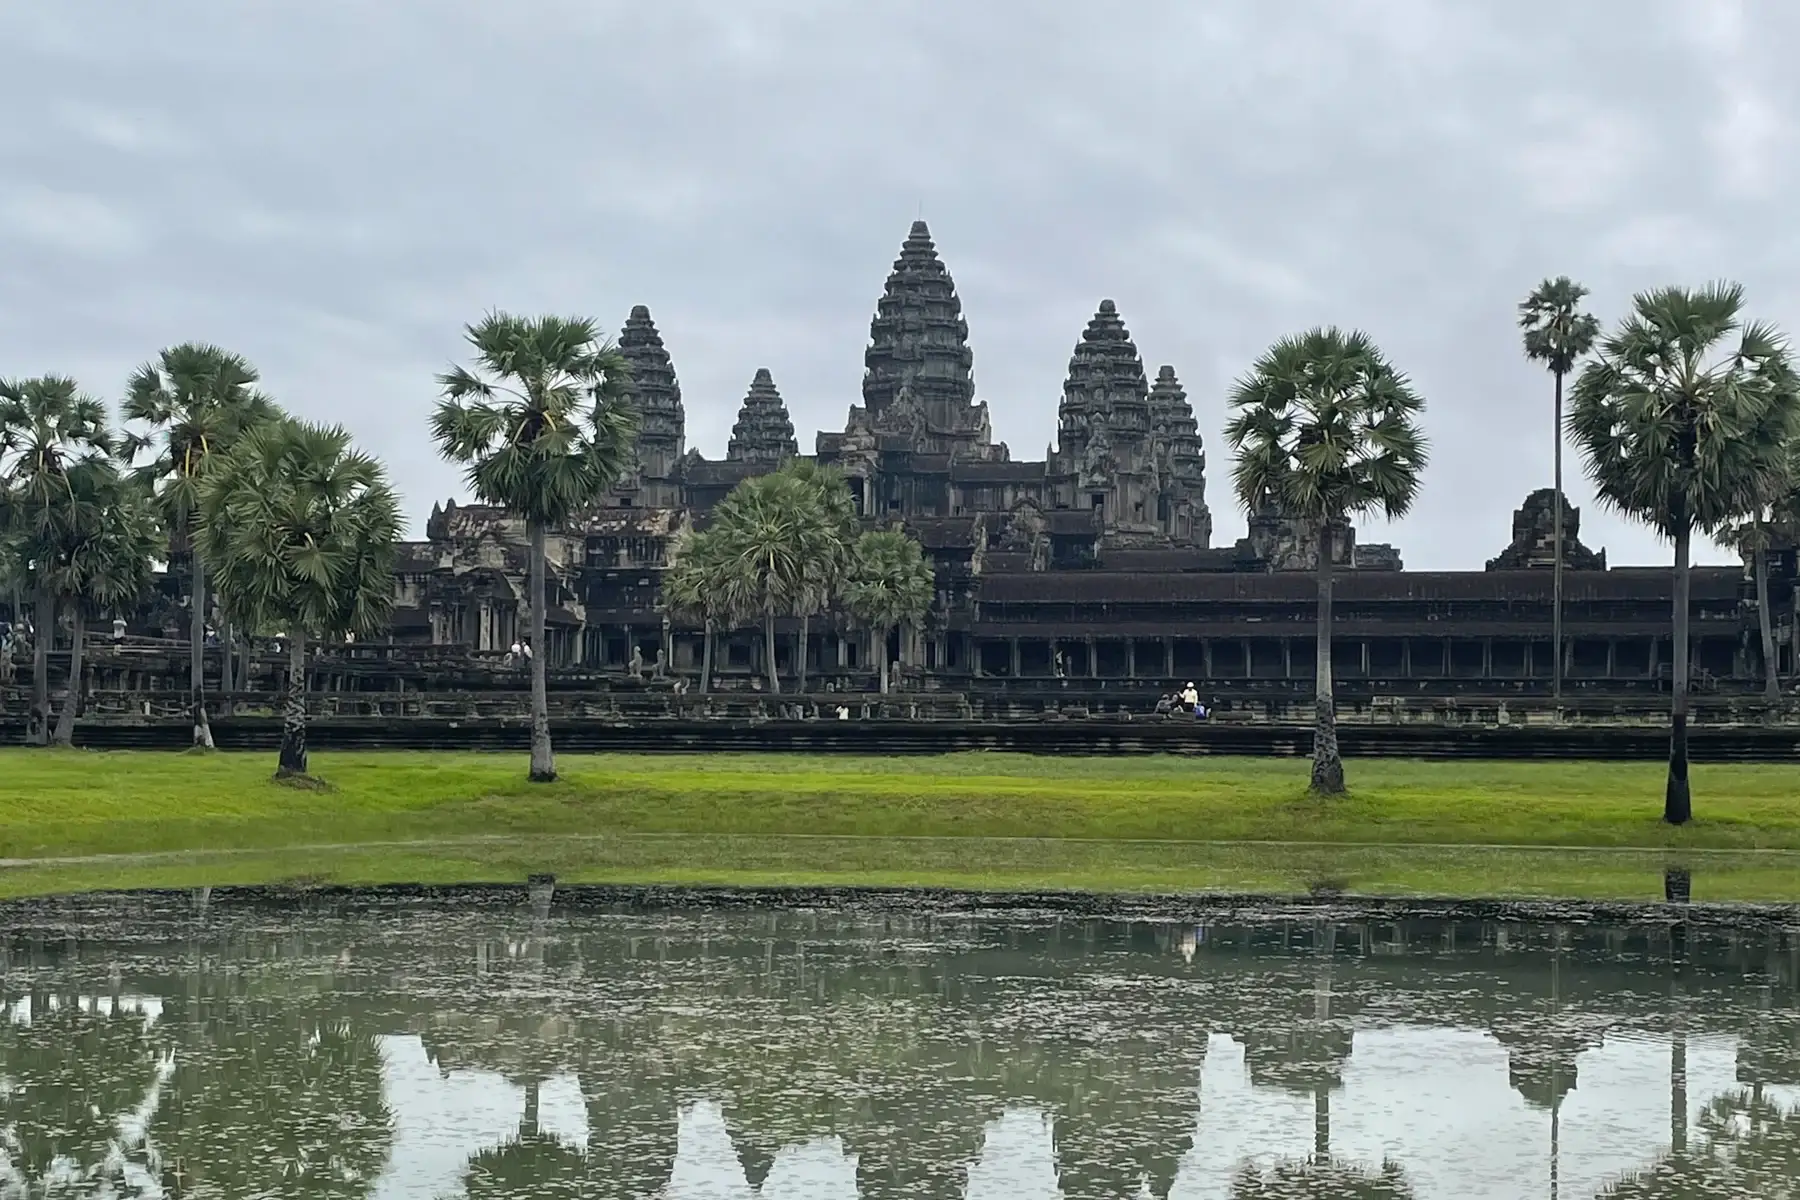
[432, 313, 640, 527]
[1223, 328, 1429, 525]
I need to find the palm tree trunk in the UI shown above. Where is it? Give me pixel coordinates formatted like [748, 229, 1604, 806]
[762, 609, 781, 694]
[1666, 528, 1692, 825]
[52, 609, 84, 747]
[1312, 519, 1345, 794]
[700, 618, 714, 695]
[1552, 369, 1565, 705]
[221, 616, 235, 696]
[527, 519, 555, 782]
[277, 629, 307, 777]
[190, 549, 214, 750]
[28, 584, 51, 746]
[1755, 546, 1779, 702]
[796, 613, 809, 696]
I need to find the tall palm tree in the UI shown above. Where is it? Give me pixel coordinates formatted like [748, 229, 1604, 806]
[1519, 277, 1601, 704]
[1723, 496, 1795, 704]
[47, 464, 163, 745]
[775, 458, 859, 694]
[1224, 329, 1429, 795]
[196, 420, 400, 778]
[844, 528, 934, 694]
[122, 343, 276, 749]
[1570, 283, 1800, 824]
[431, 313, 637, 782]
[0, 375, 114, 746]
[710, 471, 836, 695]
[661, 525, 745, 694]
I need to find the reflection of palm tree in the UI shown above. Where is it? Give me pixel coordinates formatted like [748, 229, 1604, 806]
[1229, 1157, 1416, 1199]
[0, 992, 173, 1189]
[150, 998, 391, 1198]
[1598, 1091, 1800, 1198]
[462, 1080, 590, 1200]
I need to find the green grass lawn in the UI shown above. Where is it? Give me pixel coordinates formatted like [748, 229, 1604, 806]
[1, 748, 1796, 901]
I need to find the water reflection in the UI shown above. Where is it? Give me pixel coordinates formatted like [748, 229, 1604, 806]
[0, 897, 1796, 1198]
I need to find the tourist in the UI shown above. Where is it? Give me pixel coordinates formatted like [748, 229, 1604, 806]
[1153, 693, 1173, 716]
[1180, 681, 1199, 712]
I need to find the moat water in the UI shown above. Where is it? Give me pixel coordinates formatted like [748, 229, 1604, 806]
[1, 895, 1796, 1198]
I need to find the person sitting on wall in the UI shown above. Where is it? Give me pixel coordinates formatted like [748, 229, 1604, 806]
[1194, 699, 1209, 720]
[1153, 693, 1174, 716]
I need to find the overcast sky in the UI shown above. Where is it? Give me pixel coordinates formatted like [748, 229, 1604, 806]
[4, 0, 1796, 568]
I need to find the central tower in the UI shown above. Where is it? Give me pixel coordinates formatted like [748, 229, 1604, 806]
[857, 220, 1001, 461]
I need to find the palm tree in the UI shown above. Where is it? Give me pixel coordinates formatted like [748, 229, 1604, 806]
[121, 343, 276, 749]
[775, 458, 859, 695]
[1229, 1158, 1415, 1199]
[47, 465, 163, 745]
[196, 420, 400, 778]
[1519, 277, 1601, 704]
[0, 375, 114, 746]
[844, 529, 934, 694]
[1723, 505, 1791, 704]
[1224, 329, 1429, 795]
[661, 525, 745, 694]
[1570, 283, 1800, 824]
[710, 471, 836, 695]
[431, 313, 637, 782]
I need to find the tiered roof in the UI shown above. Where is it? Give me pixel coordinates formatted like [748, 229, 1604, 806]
[725, 368, 799, 463]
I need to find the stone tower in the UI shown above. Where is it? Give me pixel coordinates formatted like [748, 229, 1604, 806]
[726, 368, 799, 464]
[1148, 366, 1212, 546]
[1049, 300, 1158, 541]
[617, 305, 685, 507]
[858, 220, 1000, 461]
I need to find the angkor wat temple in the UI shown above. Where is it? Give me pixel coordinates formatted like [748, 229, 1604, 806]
[369, 220, 1797, 710]
[8, 221, 1798, 720]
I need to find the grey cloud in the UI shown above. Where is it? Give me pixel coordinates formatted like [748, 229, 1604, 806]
[5, 0, 1800, 568]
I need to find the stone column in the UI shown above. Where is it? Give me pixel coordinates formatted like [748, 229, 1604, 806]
[1360, 640, 1370, 677]
[1009, 637, 1021, 678]
[1282, 639, 1292, 679]
[1605, 639, 1616, 679]
[1401, 639, 1413, 678]
[1482, 638, 1493, 679]
[1163, 637, 1174, 678]
[1202, 639, 1214, 678]
[1086, 635, 1097, 677]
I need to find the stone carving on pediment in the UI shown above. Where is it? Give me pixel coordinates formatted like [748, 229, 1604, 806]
[1078, 425, 1114, 489]
[998, 500, 1051, 571]
[880, 378, 928, 440]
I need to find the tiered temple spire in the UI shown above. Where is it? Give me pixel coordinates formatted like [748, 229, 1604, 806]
[726, 368, 799, 464]
[1149, 365, 1212, 545]
[1051, 300, 1157, 537]
[858, 220, 996, 459]
[617, 305, 685, 504]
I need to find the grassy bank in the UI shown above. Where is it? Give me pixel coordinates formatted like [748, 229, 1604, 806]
[2, 749, 1797, 901]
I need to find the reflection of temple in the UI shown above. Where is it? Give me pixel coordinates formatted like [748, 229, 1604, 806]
[369, 220, 1798, 702]
[5, 903, 1799, 1197]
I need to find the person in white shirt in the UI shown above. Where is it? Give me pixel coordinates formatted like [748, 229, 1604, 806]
[1180, 682, 1199, 711]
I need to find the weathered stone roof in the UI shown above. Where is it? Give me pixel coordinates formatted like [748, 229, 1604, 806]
[726, 368, 799, 463]
[1485, 488, 1607, 571]
[978, 567, 1742, 604]
[951, 460, 1045, 483]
